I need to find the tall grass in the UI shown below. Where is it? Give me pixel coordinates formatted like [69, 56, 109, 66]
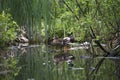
[0, 0, 53, 43]
[1, 0, 120, 44]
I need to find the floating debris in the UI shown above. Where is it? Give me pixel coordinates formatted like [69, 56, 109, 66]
[80, 56, 120, 59]
[0, 70, 12, 75]
[68, 67, 84, 70]
[27, 78, 35, 80]
[90, 66, 95, 71]
[42, 63, 46, 65]
[97, 57, 120, 59]
[80, 56, 92, 59]
[69, 46, 89, 50]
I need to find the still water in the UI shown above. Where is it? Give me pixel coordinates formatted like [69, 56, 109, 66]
[0, 44, 120, 80]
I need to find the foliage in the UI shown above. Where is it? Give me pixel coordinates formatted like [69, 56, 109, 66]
[0, 0, 120, 43]
[0, 11, 19, 46]
[0, 0, 52, 42]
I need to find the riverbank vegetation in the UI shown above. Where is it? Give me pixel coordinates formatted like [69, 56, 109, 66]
[0, 11, 19, 47]
[0, 0, 120, 79]
[0, 0, 120, 63]
[0, 0, 119, 46]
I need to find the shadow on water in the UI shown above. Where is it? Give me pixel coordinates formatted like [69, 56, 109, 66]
[0, 43, 120, 80]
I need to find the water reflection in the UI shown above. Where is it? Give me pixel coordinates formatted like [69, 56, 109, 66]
[53, 52, 75, 67]
[0, 48, 21, 80]
[0, 44, 120, 80]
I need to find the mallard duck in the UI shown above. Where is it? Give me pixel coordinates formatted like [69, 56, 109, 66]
[50, 36, 63, 46]
[62, 35, 75, 45]
[50, 35, 75, 47]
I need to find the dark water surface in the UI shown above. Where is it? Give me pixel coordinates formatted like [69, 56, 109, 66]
[0, 44, 120, 80]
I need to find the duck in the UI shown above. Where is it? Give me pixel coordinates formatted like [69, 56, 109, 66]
[50, 35, 75, 47]
[62, 35, 75, 45]
[50, 36, 63, 46]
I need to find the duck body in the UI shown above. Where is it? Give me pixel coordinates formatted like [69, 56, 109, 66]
[50, 35, 75, 47]
[50, 36, 63, 46]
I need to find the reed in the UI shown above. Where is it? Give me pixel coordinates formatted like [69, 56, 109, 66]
[0, 0, 53, 43]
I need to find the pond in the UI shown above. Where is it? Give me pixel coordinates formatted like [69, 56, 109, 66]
[0, 43, 120, 80]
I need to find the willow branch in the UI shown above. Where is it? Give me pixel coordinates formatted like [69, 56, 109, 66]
[90, 26, 110, 55]
[89, 26, 96, 38]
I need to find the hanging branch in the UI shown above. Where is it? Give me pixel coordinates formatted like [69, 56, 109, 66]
[90, 25, 111, 55]
[95, 40, 110, 55]
[62, 0, 79, 20]
[89, 26, 111, 78]
[89, 26, 96, 38]
[89, 26, 120, 79]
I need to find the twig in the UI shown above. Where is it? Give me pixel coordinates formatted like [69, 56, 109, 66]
[95, 40, 110, 55]
[89, 26, 96, 38]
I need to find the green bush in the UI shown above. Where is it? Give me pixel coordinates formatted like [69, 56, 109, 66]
[0, 11, 19, 46]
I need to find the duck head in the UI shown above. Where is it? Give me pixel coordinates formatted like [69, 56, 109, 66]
[62, 36, 74, 45]
[62, 37, 70, 45]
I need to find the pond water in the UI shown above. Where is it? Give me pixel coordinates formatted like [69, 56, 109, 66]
[0, 43, 120, 80]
